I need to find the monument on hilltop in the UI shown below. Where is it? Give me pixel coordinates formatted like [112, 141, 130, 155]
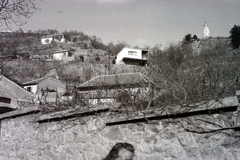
[203, 22, 210, 38]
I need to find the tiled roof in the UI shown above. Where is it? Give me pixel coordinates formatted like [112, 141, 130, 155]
[22, 77, 48, 85]
[41, 33, 64, 38]
[0, 75, 33, 99]
[41, 33, 71, 41]
[77, 72, 155, 91]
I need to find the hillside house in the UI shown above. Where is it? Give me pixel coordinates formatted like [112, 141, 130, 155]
[52, 50, 74, 61]
[75, 72, 155, 106]
[115, 48, 149, 66]
[22, 76, 66, 103]
[41, 33, 71, 45]
[0, 75, 33, 113]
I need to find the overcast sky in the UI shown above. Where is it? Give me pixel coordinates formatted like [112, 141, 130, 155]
[11, 0, 240, 47]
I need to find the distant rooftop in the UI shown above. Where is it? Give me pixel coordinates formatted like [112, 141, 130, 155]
[77, 72, 155, 91]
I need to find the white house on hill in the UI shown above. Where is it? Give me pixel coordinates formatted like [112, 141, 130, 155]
[115, 48, 149, 66]
[41, 33, 71, 45]
[52, 50, 74, 61]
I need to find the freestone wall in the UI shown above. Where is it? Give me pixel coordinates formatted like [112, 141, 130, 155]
[0, 98, 240, 160]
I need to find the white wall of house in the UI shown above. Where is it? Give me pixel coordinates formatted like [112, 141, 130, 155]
[41, 37, 53, 44]
[116, 48, 141, 64]
[53, 52, 65, 61]
[116, 48, 148, 65]
[41, 34, 69, 45]
[23, 84, 38, 94]
[53, 51, 74, 61]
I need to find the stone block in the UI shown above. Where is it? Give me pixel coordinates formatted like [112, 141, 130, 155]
[145, 135, 157, 143]
[58, 151, 71, 160]
[128, 124, 136, 132]
[37, 142, 47, 150]
[36, 130, 51, 143]
[65, 146, 74, 155]
[94, 146, 107, 159]
[178, 132, 194, 146]
[131, 132, 142, 143]
[105, 127, 122, 141]
[83, 143, 91, 151]
[71, 150, 81, 160]
[139, 145, 154, 154]
[56, 134, 65, 145]
[161, 141, 186, 159]
[92, 155, 101, 160]
[45, 150, 57, 160]
[154, 144, 164, 153]
[91, 133, 103, 144]
[87, 147, 93, 159]
[76, 144, 83, 153]
[144, 155, 164, 160]
[65, 133, 76, 143]
[37, 147, 42, 156]
[185, 146, 199, 157]
[75, 135, 89, 143]
[82, 152, 88, 160]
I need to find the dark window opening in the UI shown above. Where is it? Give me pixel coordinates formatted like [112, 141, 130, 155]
[27, 87, 31, 92]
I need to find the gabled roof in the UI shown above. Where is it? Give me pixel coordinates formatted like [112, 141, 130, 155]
[53, 49, 71, 54]
[41, 33, 71, 41]
[42, 33, 64, 38]
[22, 76, 66, 94]
[0, 75, 33, 99]
[22, 76, 49, 86]
[76, 72, 155, 91]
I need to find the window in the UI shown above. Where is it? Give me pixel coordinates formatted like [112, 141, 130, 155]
[128, 51, 137, 56]
[27, 87, 31, 92]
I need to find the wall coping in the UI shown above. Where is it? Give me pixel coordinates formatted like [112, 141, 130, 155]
[1, 96, 238, 127]
[0, 106, 40, 120]
[37, 104, 110, 123]
[107, 96, 239, 125]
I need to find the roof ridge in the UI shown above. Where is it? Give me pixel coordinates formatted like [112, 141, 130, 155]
[22, 76, 48, 85]
[78, 72, 144, 87]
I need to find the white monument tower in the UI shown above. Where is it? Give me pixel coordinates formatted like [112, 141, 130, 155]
[203, 22, 210, 38]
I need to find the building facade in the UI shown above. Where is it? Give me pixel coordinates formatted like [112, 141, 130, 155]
[115, 48, 149, 66]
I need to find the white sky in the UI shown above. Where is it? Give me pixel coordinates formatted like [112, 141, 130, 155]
[8, 0, 240, 47]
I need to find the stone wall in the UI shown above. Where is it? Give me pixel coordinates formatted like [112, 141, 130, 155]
[0, 100, 240, 160]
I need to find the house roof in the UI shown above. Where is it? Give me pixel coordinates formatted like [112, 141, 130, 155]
[0, 75, 33, 99]
[42, 33, 64, 38]
[76, 72, 155, 91]
[53, 50, 71, 54]
[22, 76, 49, 86]
[41, 33, 71, 41]
[119, 47, 149, 53]
[22, 76, 66, 95]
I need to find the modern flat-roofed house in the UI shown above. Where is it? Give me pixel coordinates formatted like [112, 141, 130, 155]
[22, 76, 66, 103]
[41, 33, 71, 45]
[115, 48, 149, 66]
[52, 50, 74, 61]
[75, 72, 155, 106]
[0, 75, 33, 113]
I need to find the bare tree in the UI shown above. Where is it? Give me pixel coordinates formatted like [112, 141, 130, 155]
[0, 0, 38, 29]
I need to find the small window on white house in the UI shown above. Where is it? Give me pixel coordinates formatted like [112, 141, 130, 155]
[27, 87, 31, 92]
[128, 51, 138, 56]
